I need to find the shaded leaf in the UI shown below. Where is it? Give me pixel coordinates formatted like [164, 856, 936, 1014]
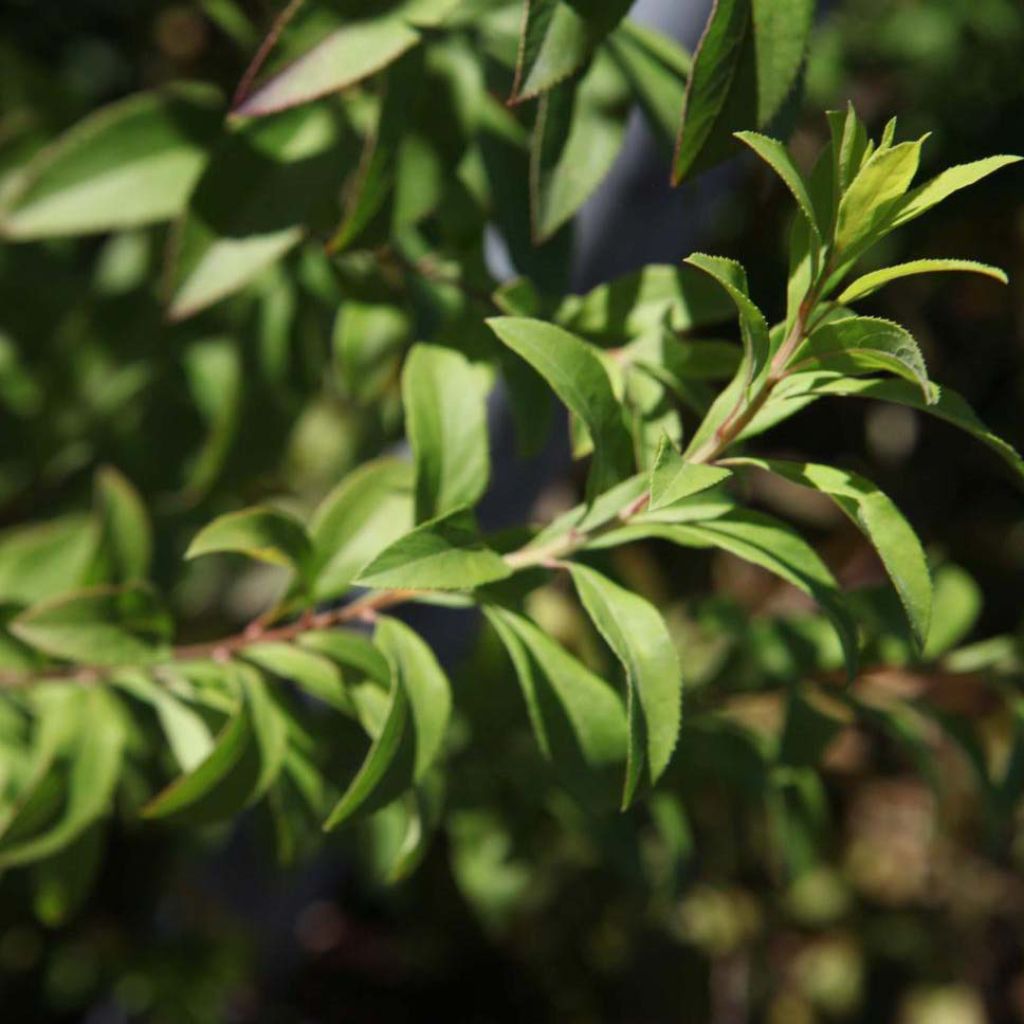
[94, 467, 152, 583]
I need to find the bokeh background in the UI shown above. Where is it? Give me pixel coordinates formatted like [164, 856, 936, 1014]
[1, 1, 1023, 1021]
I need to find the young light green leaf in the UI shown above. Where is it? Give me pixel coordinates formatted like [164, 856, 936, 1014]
[485, 606, 627, 768]
[310, 459, 414, 601]
[728, 458, 932, 645]
[356, 508, 510, 591]
[568, 564, 682, 807]
[554, 264, 734, 341]
[187, 506, 312, 575]
[11, 585, 171, 666]
[891, 155, 1022, 228]
[0, 688, 126, 869]
[234, 15, 422, 117]
[530, 52, 630, 242]
[487, 317, 634, 498]
[94, 466, 152, 583]
[735, 131, 820, 236]
[796, 316, 933, 401]
[834, 138, 925, 252]
[606, 19, 691, 151]
[0, 515, 100, 606]
[511, 0, 632, 103]
[837, 259, 1009, 304]
[0, 85, 223, 240]
[168, 102, 350, 320]
[649, 437, 732, 511]
[402, 344, 490, 523]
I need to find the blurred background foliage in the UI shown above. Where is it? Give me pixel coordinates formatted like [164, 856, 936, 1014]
[0, 0, 1023, 1021]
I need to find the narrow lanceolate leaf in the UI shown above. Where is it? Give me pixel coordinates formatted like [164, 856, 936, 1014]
[606, 19, 691, 151]
[94, 466, 152, 583]
[375, 618, 451, 781]
[187, 506, 312, 576]
[728, 458, 932, 645]
[511, 0, 633, 103]
[834, 138, 926, 253]
[168, 102, 349, 320]
[649, 438, 732, 512]
[485, 607, 627, 768]
[672, 0, 814, 184]
[234, 14, 422, 117]
[530, 52, 630, 242]
[684, 254, 769, 376]
[735, 131, 820, 236]
[242, 643, 349, 712]
[402, 344, 490, 523]
[356, 509, 510, 591]
[309, 459, 414, 601]
[298, 630, 390, 687]
[599, 509, 860, 678]
[891, 155, 1022, 228]
[0, 85, 223, 240]
[0, 688, 126, 869]
[837, 260, 1009, 304]
[796, 316, 934, 401]
[569, 564, 682, 807]
[11, 585, 171, 666]
[807, 376, 1024, 485]
[487, 317, 634, 498]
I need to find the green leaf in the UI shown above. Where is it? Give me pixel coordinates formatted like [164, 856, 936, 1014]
[672, 0, 813, 184]
[485, 606, 627, 768]
[684, 254, 769, 377]
[511, 0, 632, 103]
[568, 564, 681, 806]
[234, 14, 421, 117]
[649, 437, 732, 511]
[0, 85, 223, 240]
[168, 101, 350, 320]
[242, 643, 350, 712]
[837, 259, 1009, 304]
[298, 630, 391, 687]
[187, 506, 312, 577]
[728, 458, 932, 645]
[600, 509, 860, 677]
[834, 138, 925, 253]
[530, 52, 630, 242]
[735, 131, 820, 235]
[11, 585, 171, 666]
[891, 155, 1021, 228]
[402, 344, 491, 523]
[606, 19, 691, 151]
[796, 316, 933, 401]
[0, 515, 99, 606]
[94, 467, 152, 583]
[0, 688, 125, 869]
[309, 459, 414, 601]
[487, 316, 634, 498]
[31, 824, 104, 926]
[554, 264, 734, 341]
[356, 508, 510, 591]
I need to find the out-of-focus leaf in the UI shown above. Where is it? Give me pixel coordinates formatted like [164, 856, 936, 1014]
[168, 102, 350, 319]
[487, 317, 633, 498]
[298, 630, 390, 686]
[187, 506, 312, 576]
[796, 316, 933, 401]
[0, 516, 98, 606]
[672, 0, 814, 184]
[924, 564, 982, 660]
[402, 344, 490, 523]
[511, 0, 632, 103]
[234, 13, 421, 118]
[31, 824, 104, 926]
[94, 467, 152, 583]
[837, 259, 1008, 304]
[568, 563, 681, 807]
[0, 688, 125, 868]
[243, 643, 350, 712]
[729, 458, 932, 645]
[310, 459, 414, 601]
[649, 437, 732, 511]
[11, 585, 171, 666]
[530, 52, 630, 242]
[356, 508, 510, 591]
[333, 301, 409, 402]
[0, 85, 223, 239]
